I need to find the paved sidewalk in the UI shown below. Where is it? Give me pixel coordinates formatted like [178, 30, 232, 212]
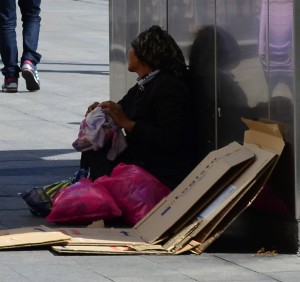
[0, 1, 299, 281]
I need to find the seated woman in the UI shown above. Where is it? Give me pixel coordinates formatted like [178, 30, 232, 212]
[80, 25, 196, 190]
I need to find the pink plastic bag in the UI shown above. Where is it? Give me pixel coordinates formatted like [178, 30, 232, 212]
[96, 163, 171, 225]
[46, 178, 122, 225]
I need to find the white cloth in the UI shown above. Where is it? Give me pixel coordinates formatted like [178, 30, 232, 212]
[72, 106, 127, 161]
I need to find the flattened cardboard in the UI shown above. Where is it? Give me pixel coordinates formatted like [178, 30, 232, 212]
[52, 244, 168, 255]
[163, 145, 277, 252]
[0, 226, 70, 249]
[133, 142, 255, 243]
[192, 161, 274, 254]
[170, 119, 285, 254]
[52, 227, 172, 255]
[55, 227, 146, 246]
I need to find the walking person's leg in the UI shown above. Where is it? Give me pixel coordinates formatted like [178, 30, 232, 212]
[0, 0, 19, 92]
[18, 0, 41, 91]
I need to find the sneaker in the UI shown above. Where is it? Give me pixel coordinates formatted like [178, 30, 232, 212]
[21, 60, 40, 91]
[2, 77, 18, 93]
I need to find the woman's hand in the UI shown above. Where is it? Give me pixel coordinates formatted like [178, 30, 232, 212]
[85, 102, 100, 117]
[100, 101, 136, 132]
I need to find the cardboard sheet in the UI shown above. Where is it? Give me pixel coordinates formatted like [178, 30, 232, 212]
[52, 244, 168, 255]
[163, 145, 277, 253]
[0, 226, 70, 249]
[55, 227, 145, 246]
[133, 142, 255, 243]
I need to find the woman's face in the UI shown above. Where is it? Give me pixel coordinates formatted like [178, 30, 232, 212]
[127, 47, 141, 73]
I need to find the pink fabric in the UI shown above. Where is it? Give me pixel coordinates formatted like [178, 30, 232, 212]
[72, 106, 127, 160]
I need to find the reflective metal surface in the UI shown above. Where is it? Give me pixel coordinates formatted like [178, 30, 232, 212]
[109, 0, 297, 219]
[109, 0, 167, 101]
[294, 0, 300, 218]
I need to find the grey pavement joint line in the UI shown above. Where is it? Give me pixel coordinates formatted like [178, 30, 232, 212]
[214, 255, 282, 282]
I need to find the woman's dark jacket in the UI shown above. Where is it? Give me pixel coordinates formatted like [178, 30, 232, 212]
[81, 71, 196, 189]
